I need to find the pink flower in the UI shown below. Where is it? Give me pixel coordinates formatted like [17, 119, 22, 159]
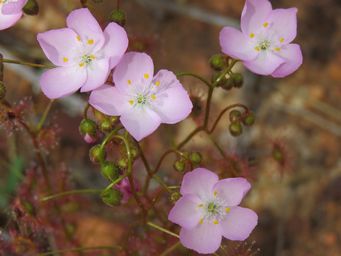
[0, 0, 27, 30]
[168, 168, 258, 254]
[219, 0, 302, 77]
[37, 8, 128, 99]
[89, 52, 193, 141]
[115, 177, 139, 204]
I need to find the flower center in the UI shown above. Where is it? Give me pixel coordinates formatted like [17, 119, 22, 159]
[207, 202, 220, 215]
[136, 94, 147, 105]
[79, 54, 95, 67]
[259, 40, 271, 51]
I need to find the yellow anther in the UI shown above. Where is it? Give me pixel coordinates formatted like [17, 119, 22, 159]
[144, 73, 150, 79]
[63, 57, 69, 63]
[151, 94, 156, 100]
[249, 33, 255, 38]
[199, 218, 204, 225]
[79, 62, 85, 67]
[76, 35, 81, 41]
[129, 100, 134, 105]
[87, 39, 94, 45]
[225, 207, 231, 213]
[213, 220, 219, 225]
[155, 81, 160, 86]
[274, 47, 281, 52]
[263, 22, 269, 28]
[128, 79, 132, 85]
[213, 191, 218, 197]
[254, 46, 260, 51]
[279, 37, 284, 43]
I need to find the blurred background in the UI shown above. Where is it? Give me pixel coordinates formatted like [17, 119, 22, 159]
[0, 0, 340, 255]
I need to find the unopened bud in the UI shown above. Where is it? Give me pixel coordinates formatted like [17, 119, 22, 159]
[229, 110, 242, 123]
[231, 73, 243, 88]
[23, 0, 39, 16]
[117, 158, 127, 169]
[100, 118, 112, 132]
[79, 119, 97, 136]
[189, 152, 202, 165]
[173, 160, 185, 172]
[243, 112, 255, 126]
[229, 122, 243, 137]
[109, 9, 126, 26]
[209, 54, 227, 71]
[89, 145, 105, 164]
[100, 189, 122, 207]
[101, 161, 120, 181]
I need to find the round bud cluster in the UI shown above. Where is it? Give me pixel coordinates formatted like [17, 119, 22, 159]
[173, 151, 203, 172]
[228, 110, 255, 137]
[219, 72, 244, 91]
[209, 54, 227, 71]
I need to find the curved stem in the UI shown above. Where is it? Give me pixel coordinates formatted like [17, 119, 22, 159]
[204, 86, 214, 127]
[38, 245, 122, 256]
[2, 58, 53, 69]
[41, 188, 101, 202]
[36, 100, 54, 132]
[83, 103, 90, 119]
[176, 72, 212, 88]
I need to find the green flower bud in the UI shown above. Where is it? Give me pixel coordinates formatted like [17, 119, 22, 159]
[231, 73, 243, 88]
[100, 118, 112, 132]
[0, 81, 6, 100]
[79, 119, 97, 136]
[173, 160, 185, 172]
[101, 161, 120, 181]
[100, 189, 122, 207]
[170, 192, 181, 203]
[89, 145, 106, 164]
[212, 72, 228, 88]
[189, 152, 202, 165]
[117, 158, 127, 169]
[209, 54, 227, 71]
[23, 0, 39, 16]
[109, 9, 126, 26]
[229, 110, 242, 123]
[243, 112, 255, 126]
[229, 122, 243, 137]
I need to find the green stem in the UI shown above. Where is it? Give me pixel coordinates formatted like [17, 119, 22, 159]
[41, 188, 101, 202]
[176, 72, 211, 88]
[83, 103, 90, 119]
[160, 241, 181, 256]
[212, 59, 238, 87]
[2, 58, 53, 69]
[36, 100, 54, 132]
[38, 245, 122, 256]
[147, 221, 179, 238]
[204, 86, 214, 127]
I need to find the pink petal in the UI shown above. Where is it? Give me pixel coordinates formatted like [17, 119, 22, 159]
[221, 207, 258, 241]
[180, 168, 218, 198]
[268, 8, 297, 44]
[120, 107, 161, 141]
[103, 23, 129, 69]
[0, 11, 22, 30]
[243, 51, 285, 75]
[89, 84, 131, 116]
[113, 52, 154, 93]
[37, 28, 81, 66]
[151, 70, 192, 124]
[66, 8, 105, 51]
[272, 44, 303, 78]
[168, 194, 202, 229]
[2, 0, 27, 15]
[241, 0, 272, 35]
[80, 58, 110, 92]
[219, 27, 258, 61]
[40, 66, 86, 99]
[180, 222, 222, 254]
[213, 178, 251, 207]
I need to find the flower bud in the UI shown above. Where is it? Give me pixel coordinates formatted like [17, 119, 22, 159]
[229, 122, 243, 137]
[89, 145, 105, 164]
[23, 0, 39, 16]
[79, 119, 97, 136]
[229, 110, 242, 123]
[231, 73, 243, 88]
[189, 152, 202, 165]
[212, 72, 228, 88]
[100, 118, 112, 132]
[173, 160, 185, 172]
[0, 81, 6, 100]
[117, 158, 127, 169]
[100, 189, 122, 207]
[243, 111, 255, 126]
[101, 161, 120, 181]
[170, 192, 181, 203]
[109, 9, 126, 26]
[209, 54, 227, 71]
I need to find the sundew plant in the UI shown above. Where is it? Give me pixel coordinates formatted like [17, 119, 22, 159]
[0, 0, 303, 255]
